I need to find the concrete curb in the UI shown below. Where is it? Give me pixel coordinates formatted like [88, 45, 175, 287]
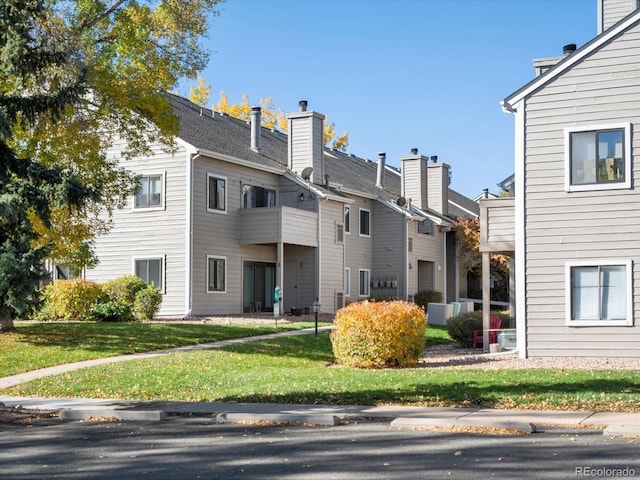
[216, 412, 341, 426]
[58, 408, 167, 422]
[603, 424, 640, 438]
[390, 417, 537, 433]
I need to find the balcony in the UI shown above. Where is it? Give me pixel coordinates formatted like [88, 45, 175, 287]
[239, 206, 318, 247]
[479, 197, 515, 253]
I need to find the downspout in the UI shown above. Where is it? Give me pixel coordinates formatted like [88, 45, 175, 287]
[404, 215, 410, 301]
[316, 197, 324, 312]
[442, 230, 447, 302]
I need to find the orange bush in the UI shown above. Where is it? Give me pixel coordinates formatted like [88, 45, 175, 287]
[331, 300, 427, 368]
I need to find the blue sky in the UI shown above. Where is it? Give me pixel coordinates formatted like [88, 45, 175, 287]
[178, 0, 597, 199]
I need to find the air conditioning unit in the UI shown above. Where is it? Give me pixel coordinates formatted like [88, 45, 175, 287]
[498, 332, 517, 350]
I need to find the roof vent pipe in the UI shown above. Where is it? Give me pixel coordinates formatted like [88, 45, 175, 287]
[563, 43, 577, 55]
[250, 106, 261, 153]
[298, 100, 308, 112]
[411, 148, 418, 155]
[376, 152, 386, 188]
[430, 155, 438, 163]
[483, 188, 489, 199]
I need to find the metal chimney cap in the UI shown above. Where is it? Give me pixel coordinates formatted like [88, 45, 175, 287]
[251, 106, 261, 112]
[563, 43, 577, 55]
[410, 148, 418, 155]
[378, 152, 386, 158]
[430, 155, 438, 163]
[298, 100, 308, 112]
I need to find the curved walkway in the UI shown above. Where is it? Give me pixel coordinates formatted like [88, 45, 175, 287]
[0, 326, 334, 390]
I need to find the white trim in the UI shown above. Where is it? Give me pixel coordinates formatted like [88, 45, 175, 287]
[195, 149, 285, 175]
[206, 255, 227, 294]
[359, 268, 370, 297]
[358, 207, 371, 237]
[513, 101, 527, 358]
[564, 123, 632, 192]
[206, 172, 228, 214]
[132, 255, 165, 293]
[132, 171, 165, 212]
[565, 259, 633, 327]
[344, 267, 351, 297]
[344, 205, 351, 234]
[185, 149, 196, 317]
[503, 10, 640, 110]
[448, 200, 480, 219]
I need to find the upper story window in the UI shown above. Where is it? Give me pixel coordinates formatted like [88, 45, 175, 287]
[359, 208, 370, 237]
[135, 174, 163, 209]
[344, 206, 350, 234]
[566, 259, 632, 326]
[208, 173, 227, 213]
[243, 185, 276, 208]
[565, 123, 631, 192]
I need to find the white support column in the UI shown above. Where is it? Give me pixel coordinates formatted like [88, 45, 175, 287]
[482, 251, 491, 352]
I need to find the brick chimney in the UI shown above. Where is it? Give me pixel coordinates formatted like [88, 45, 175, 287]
[287, 100, 325, 185]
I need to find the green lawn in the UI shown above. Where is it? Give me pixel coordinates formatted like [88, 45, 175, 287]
[0, 321, 306, 377]
[2, 325, 639, 412]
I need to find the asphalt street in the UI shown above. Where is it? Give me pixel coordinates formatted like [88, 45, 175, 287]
[1, 416, 639, 480]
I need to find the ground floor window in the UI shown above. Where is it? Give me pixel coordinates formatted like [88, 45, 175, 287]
[207, 256, 226, 293]
[135, 257, 163, 291]
[359, 269, 370, 297]
[566, 259, 632, 326]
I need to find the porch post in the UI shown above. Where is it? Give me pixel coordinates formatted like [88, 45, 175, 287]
[482, 251, 491, 352]
[277, 241, 284, 314]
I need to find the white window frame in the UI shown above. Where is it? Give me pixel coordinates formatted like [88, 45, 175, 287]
[359, 208, 371, 237]
[207, 173, 227, 214]
[134, 172, 165, 211]
[565, 259, 633, 327]
[344, 205, 351, 234]
[206, 255, 227, 294]
[359, 269, 370, 297]
[344, 267, 351, 297]
[133, 256, 165, 293]
[564, 123, 631, 192]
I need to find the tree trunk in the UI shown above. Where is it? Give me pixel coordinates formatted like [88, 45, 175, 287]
[0, 318, 16, 333]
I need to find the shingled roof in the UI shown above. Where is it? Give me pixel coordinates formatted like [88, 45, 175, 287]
[167, 93, 478, 220]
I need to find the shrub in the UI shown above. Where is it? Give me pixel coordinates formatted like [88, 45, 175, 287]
[413, 290, 443, 310]
[446, 311, 508, 347]
[102, 275, 148, 311]
[331, 300, 427, 369]
[133, 285, 163, 320]
[40, 279, 106, 321]
[90, 301, 130, 322]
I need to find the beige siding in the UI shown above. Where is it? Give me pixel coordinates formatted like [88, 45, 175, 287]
[480, 198, 515, 253]
[86, 141, 188, 316]
[523, 22, 640, 356]
[409, 221, 447, 298]
[319, 200, 346, 312]
[602, 0, 637, 31]
[401, 157, 428, 209]
[427, 163, 449, 216]
[190, 156, 280, 315]
[343, 196, 373, 300]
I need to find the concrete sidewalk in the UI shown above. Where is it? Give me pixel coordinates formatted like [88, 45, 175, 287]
[2, 325, 640, 437]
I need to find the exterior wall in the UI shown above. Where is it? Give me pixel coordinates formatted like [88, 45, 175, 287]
[86, 140, 189, 316]
[408, 221, 447, 299]
[401, 156, 428, 210]
[479, 198, 516, 253]
[319, 199, 346, 312]
[600, 0, 637, 32]
[343, 196, 373, 303]
[190, 155, 282, 315]
[522, 22, 640, 356]
[427, 163, 449, 216]
[371, 201, 405, 299]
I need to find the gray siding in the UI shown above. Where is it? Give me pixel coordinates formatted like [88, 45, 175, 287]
[427, 163, 449, 216]
[371, 201, 405, 299]
[343, 196, 373, 300]
[480, 198, 515, 253]
[409, 220, 447, 298]
[401, 157, 428, 209]
[319, 200, 346, 312]
[86, 141, 188, 316]
[523, 21, 640, 356]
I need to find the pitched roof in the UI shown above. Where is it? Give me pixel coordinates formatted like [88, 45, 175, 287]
[166, 93, 477, 220]
[502, 9, 640, 109]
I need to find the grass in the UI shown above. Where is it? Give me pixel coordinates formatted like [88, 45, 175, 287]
[2, 324, 639, 412]
[0, 321, 309, 377]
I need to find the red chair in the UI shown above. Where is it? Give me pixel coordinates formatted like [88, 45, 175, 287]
[473, 315, 502, 349]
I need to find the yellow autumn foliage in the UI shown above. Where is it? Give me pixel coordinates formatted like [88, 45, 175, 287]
[331, 300, 427, 369]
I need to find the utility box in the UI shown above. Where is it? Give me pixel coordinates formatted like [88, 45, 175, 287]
[498, 332, 517, 350]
